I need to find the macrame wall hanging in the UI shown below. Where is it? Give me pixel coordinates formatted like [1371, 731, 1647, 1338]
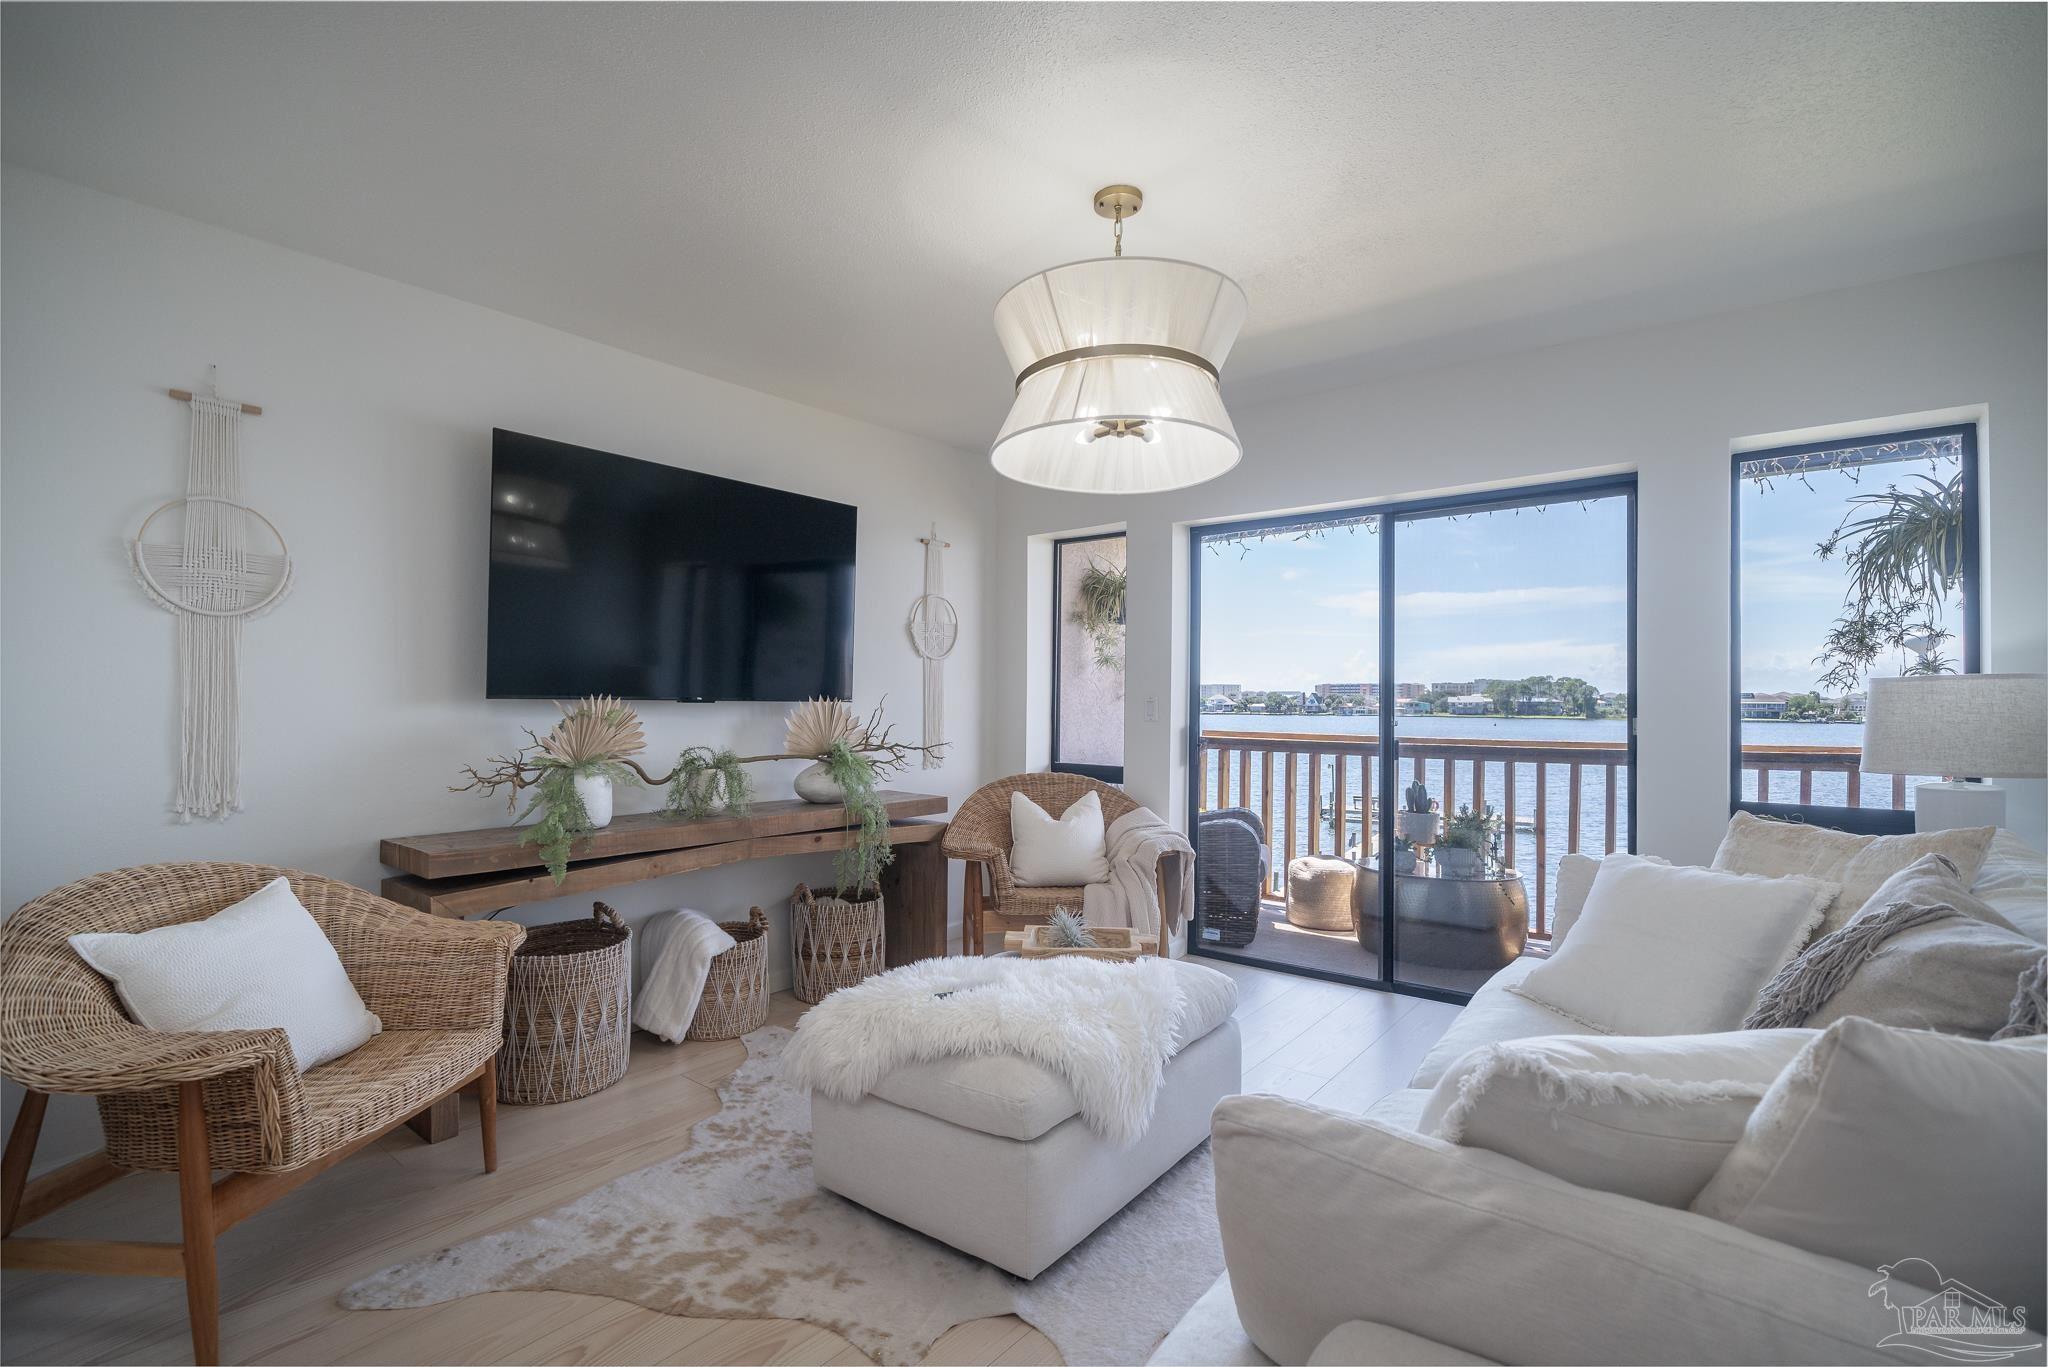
[131, 373, 292, 821]
[905, 524, 956, 769]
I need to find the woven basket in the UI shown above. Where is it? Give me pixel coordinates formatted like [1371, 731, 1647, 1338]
[686, 907, 772, 1041]
[790, 883, 886, 1004]
[500, 902, 631, 1105]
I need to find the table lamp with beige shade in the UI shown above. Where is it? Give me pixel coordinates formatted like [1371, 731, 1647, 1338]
[1859, 673, 2048, 831]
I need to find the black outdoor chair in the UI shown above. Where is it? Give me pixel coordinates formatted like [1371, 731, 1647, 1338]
[1195, 807, 1268, 949]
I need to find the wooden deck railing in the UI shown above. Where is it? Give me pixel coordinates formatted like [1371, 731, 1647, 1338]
[1196, 731, 1887, 939]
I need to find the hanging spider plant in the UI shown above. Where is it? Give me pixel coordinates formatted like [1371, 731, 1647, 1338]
[1070, 560, 1127, 670]
[1813, 471, 1965, 692]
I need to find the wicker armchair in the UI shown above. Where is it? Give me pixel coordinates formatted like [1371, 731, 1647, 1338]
[1195, 807, 1268, 948]
[0, 862, 523, 1365]
[943, 773, 1178, 956]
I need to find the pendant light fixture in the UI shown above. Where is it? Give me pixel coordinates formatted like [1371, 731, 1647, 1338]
[989, 185, 1247, 494]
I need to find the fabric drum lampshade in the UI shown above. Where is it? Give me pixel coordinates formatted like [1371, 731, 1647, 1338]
[990, 257, 1247, 494]
[1860, 674, 2047, 831]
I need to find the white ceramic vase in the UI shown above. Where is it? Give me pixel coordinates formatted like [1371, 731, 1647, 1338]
[793, 759, 846, 804]
[1435, 846, 1481, 878]
[574, 771, 614, 828]
[1394, 810, 1439, 844]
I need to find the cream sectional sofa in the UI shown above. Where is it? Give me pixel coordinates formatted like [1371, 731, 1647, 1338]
[1151, 832, 2048, 1367]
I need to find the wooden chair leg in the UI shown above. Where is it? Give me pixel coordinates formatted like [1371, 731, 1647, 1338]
[962, 863, 983, 956]
[478, 1057, 499, 1175]
[176, 1083, 219, 1367]
[2, 1089, 49, 1236]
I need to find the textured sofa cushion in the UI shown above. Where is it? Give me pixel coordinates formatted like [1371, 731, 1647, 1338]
[1508, 855, 1835, 1035]
[68, 875, 381, 1073]
[1409, 957, 1583, 1089]
[1746, 855, 2044, 1038]
[1694, 1018, 2048, 1316]
[1550, 851, 1670, 947]
[1711, 812, 1995, 937]
[1975, 830, 2048, 943]
[1211, 1093, 1938, 1366]
[1418, 1029, 1818, 1207]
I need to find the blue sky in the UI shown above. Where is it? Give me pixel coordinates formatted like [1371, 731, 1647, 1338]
[1196, 451, 1961, 699]
[1198, 496, 1631, 694]
[1738, 449, 1963, 695]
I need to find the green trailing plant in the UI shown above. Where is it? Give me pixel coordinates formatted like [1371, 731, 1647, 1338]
[1043, 907, 1098, 949]
[1812, 470, 1966, 692]
[518, 757, 633, 882]
[1402, 780, 1436, 814]
[1070, 560, 1127, 670]
[664, 746, 753, 820]
[825, 739, 892, 897]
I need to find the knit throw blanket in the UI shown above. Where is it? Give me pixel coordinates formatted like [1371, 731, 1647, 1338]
[782, 955, 1228, 1147]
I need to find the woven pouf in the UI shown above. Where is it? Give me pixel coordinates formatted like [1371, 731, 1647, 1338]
[791, 883, 885, 1004]
[687, 907, 772, 1041]
[1286, 856, 1359, 932]
[500, 903, 631, 1105]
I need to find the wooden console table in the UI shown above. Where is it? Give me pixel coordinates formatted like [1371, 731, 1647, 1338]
[377, 791, 951, 1140]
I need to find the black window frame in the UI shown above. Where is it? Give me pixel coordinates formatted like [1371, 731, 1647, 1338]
[1051, 531, 1127, 784]
[1728, 423, 1981, 835]
[1186, 473, 1639, 1005]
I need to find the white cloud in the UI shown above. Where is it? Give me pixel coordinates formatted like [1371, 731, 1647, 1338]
[1313, 585, 1625, 617]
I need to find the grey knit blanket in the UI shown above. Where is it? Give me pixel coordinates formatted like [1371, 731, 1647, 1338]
[1744, 899, 1960, 1029]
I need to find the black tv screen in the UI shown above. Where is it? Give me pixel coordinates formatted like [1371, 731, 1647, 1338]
[486, 430, 856, 701]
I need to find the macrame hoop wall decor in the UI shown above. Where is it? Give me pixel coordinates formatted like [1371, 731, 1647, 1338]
[131, 376, 293, 821]
[905, 524, 956, 769]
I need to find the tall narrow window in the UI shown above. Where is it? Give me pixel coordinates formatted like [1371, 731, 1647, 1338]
[1733, 426, 1978, 831]
[1053, 533, 1126, 781]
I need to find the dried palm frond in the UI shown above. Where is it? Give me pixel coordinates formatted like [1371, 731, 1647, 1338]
[784, 697, 862, 759]
[538, 695, 646, 767]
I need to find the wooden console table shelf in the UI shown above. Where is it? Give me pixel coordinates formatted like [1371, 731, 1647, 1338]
[380, 791, 950, 937]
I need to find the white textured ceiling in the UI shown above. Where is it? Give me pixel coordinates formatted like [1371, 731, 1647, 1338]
[4, 3, 2043, 450]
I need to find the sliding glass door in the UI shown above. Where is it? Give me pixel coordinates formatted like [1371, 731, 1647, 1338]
[1190, 478, 1636, 1002]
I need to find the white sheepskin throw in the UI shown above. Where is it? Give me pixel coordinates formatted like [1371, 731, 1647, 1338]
[782, 955, 1227, 1147]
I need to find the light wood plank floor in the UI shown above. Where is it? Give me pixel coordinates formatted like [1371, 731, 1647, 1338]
[2, 961, 1459, 1367]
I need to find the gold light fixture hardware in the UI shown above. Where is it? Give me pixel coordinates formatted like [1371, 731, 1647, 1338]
[1089, 418, 1151, 441]
[1093, 184, 1143, 257]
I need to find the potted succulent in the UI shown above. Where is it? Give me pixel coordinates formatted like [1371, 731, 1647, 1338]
[1389, 834, 1418, 875]
[1394, 779, 1439, 845]
[1436, 805, 1499, 879]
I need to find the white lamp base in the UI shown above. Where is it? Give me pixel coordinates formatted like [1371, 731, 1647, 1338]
[1913, 781, 2006, 832]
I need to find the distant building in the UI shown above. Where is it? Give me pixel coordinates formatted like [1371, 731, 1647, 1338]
[1516, 695, 1563, 715]
[1431, 681, 1476, 697]
[1841, 692, 1868, 718]
[1448, 693, 1492, 715]
[1200, 683, 1241, 700]
[1396, 697, 1434, 716]
[1201, 694, 1237, 712]
[1396, 683, 1426, 701]
[1741, 691, 1792, 719]
[1314, 682, 1374, 701]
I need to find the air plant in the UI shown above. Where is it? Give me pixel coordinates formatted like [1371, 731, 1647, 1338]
[1042, 907, 1099, 949]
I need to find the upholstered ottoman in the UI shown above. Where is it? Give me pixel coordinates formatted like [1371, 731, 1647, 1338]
[810, 960, 1242, 1278]
[1286, 855, 1358, 931]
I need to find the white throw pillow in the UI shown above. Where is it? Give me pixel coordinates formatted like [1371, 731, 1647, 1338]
[1693, 1017, 2047, 1316]
[1550, 852, 1669, 947]
[1507, 854, 1836, 1035]
[1419, 1029, 1819, 1207]
[68, 876, 382, 1072]
[1009, 789, 1109, 886]
[1711, 812, 1996, 937]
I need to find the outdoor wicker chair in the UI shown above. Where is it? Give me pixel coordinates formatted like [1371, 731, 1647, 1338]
[943, 772, 1181, 955]
[0, 862, 523, 1365]
[1196, 807, 1268, 948]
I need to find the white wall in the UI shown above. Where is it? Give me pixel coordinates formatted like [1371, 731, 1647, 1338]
[993, 251, 2048, 860]
[0, 166, 991, 1166]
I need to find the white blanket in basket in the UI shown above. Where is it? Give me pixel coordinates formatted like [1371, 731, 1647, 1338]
[781, 955, 1235, 1146]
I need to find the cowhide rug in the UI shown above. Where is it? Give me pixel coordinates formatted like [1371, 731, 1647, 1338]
[342, 1028, 1224, 1365]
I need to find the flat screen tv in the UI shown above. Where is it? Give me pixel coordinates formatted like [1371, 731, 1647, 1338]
[486, 430, 856, 702]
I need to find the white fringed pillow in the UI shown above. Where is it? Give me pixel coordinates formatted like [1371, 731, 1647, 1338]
[1419, 1029, 1818, 1206]
[1009, 789, 1109, 885]
[1507, 854, 1837, 1035]
[69, 876, 382, 1072]
[1711, 812, 1996, 937]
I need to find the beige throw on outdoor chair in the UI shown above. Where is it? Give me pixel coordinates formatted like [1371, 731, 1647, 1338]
[943, 773, 1178, 956]
[0, 862, 523, 1365]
